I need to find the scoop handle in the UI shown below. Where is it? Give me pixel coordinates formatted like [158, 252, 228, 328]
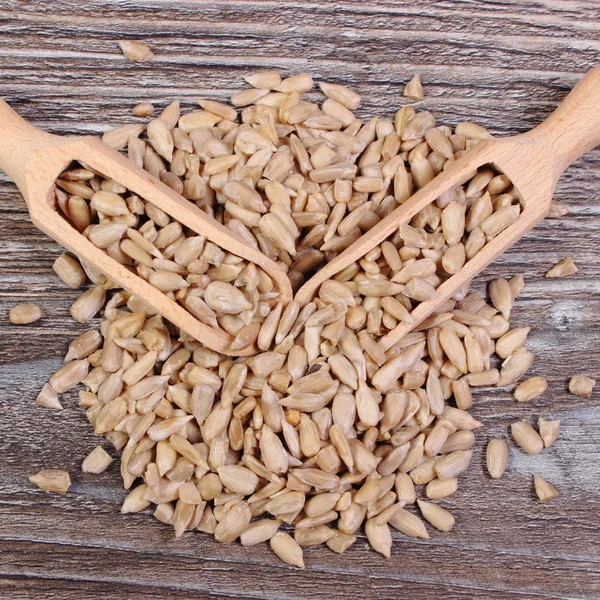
[0, 99, 59, 194]
[520, 66, 600, 177]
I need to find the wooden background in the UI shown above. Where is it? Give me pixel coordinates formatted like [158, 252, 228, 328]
[1, 1, 599, 598]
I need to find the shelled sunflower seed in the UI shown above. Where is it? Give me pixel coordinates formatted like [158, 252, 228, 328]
[533, 475, 558, 501]
[38, 73, 547, 568]
[568, 375, 596, 398]
[9, 303, 43, 324]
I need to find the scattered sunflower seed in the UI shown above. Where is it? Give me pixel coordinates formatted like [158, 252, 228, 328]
[534, 476, 558, 501]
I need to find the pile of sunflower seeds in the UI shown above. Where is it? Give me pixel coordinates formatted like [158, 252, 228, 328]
[30, 73, 568, 566]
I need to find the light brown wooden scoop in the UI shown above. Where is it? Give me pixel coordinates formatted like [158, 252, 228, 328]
[0, 100, 293, 356]
[296, 66, 600, 351]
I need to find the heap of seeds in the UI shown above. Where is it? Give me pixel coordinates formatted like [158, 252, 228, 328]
[35, 73, 563, 566]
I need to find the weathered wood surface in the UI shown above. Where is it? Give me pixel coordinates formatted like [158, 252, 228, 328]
[1, 1, 599, 598]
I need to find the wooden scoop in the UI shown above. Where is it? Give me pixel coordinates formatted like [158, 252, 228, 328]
[296, 66, 600, 351]
[0, 99, 293, 356]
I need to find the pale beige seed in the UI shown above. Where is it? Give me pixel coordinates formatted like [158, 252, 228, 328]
[244, 71, 281, 89]
[259, 214, 297, 255]
[481, 204, 520, 236]
[548, 200, 569, 218]
[452, 378, 472, 410]
[221, 363, 248, 407]
[122, 350, 158, 386]
[395, 472, 416, 505]
[495, 327, 530, 359]
[411, 153, 435, 188]
[299, 413, 321, 457]
[68, 196, 91, 231]
[204, 154, 241, 176]
[294, 525, 335, 546]
[435, 450, 473, 480]
[425, 477, 457, 499]
[95, 397, 128, 435]
[417, 500, 454, 532]
[8, 303, 43, 324]
[82, 445, 113, 474]
[91, 190, 129, 216]
[371, 342, 426, 393]
[489, 278, 513, 319]
[65, 330, 103, 362]
[154, 502, 175, 525]
[329, 424, 354, 471]
[121, 484, 151, 513]
[425, 127, 454, 159]
[439, 327, 467, 374]
[196, 99, 237, 121]
[53, 254, 86, 288]
[161, 100, 182, 129]
[217, 465, 259, 495]
[424, 419, 455, 455]
[147, 118, 174, 162]
[132, 102, 154, 117]
[534, 475, 559, 501]
[365, 519, 392, 558]
[231, 88, 270, 107]
[169, 434, 206, 466]
[36, 383, 63, 410]
[514, 376, 547, 402]
[29, 469, 71, 494]
[270, 531, 305, 568]
[355, 379, 380, 427]
[511, 422, 544, 455]
[102, 124, 145, 150]
[455, 121, 492, 140]
[147, 415, 193, 442]
[178, 110, 222, 133]
[322, 98, 355, 127]
[240, 518, 282, 546]
[214, 501, 252, 543]
[508, 274, 525, 298]
[118, 40, 154, 62]
[204, 281, 252, 315]
[441, 406, 481, 431]
[326, 529, 357, 553]
[50, 359, 89, 393]
[389, 508, 429, 539]
[568, 375, 596, 398]
[486, 439, 508, 479]
[290, 467, 339, 490]
[441, 201, 466, 245]
[260, 425, 289, 474]
[440, 430, 475, 453]
[498, 347, 535, 387]
[319, 82, 361, 110]
[70, 286, 106, 323]
[275, 73, 313, 93]
[546, 257, 578, 278]
[538, 418, 560, 448]
[404, 74, 423, 101]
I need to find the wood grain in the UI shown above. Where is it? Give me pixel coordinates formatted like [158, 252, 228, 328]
[0, 1, 599, 599]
